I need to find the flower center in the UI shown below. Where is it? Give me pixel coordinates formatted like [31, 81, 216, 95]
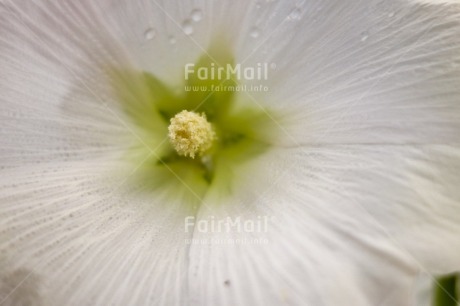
[168, 110, 215, 158]
[111, 38, 280, 204]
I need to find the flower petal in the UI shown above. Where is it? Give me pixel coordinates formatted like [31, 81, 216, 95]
[188, 145, 460, 305]
[415, 273, 435, 306]
[243, 1, 460, 145]
[0, 160, 195, 305]
[0, 2, 140, 170]
[93, 0, 302, 85]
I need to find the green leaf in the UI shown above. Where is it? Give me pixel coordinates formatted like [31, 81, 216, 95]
[434, 274, 458, 306]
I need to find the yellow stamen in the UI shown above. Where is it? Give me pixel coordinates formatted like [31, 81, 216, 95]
[168, 110, 215, 158]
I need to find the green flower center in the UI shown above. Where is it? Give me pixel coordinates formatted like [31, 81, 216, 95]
[110, 39, 278, 205]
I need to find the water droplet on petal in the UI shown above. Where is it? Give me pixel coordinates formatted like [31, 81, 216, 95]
[144, 28, 156, 41]
[191, 9, 203, 22]
[182, 20, 194, 35]
[388, 12, 395, 18]
[289, 8, 301, 20]
[250, 27, 260, 38]
[169, 36, 177, 44]
[360, 31, 369, 42]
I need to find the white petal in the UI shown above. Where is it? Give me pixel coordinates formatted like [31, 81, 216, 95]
[92, 0, 309, 96]
[414, 273, 435, 306]
[0, 2, 136, 170]
[188, 145, 460, 305]
[241, 1, 460, 145]
[0, 160, 194, 305]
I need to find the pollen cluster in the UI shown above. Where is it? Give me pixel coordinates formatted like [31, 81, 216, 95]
[168, 110, 215, 158]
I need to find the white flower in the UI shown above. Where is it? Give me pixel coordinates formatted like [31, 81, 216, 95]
[1, 0, 460, 305]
